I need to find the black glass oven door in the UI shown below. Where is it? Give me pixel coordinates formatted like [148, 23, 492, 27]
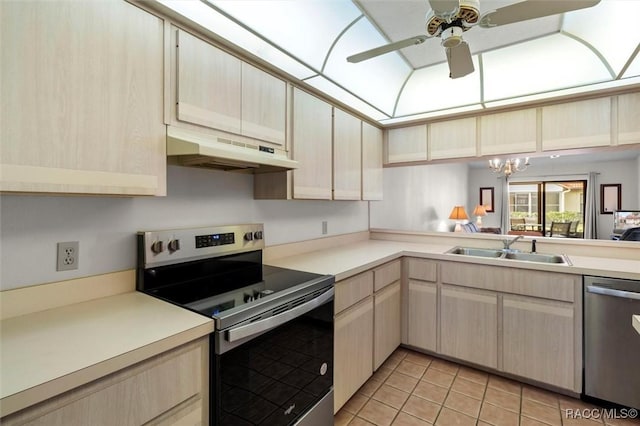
[212, 299, 333, 426]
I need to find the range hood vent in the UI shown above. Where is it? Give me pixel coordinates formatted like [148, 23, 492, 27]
[167, 126, 298, 173]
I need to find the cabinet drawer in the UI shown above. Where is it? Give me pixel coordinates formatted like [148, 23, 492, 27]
[441, 262, 577, 302]
[374, 260, 401, 292]
[335, 271, 374, 314]
[407, 258, 437, 282]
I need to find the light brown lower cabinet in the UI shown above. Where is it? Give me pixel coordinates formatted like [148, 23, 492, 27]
[334, 296, 374, 413]
[407, 280, 437, 352]
[440, 285, 498, 369]
[502, 294, 575, 390]
[373, 280, 401, 370]
[1, 338, 208, 426]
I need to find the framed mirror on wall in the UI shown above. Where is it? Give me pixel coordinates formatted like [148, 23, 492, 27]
[480, 187, 494, 212]
[600, 184, 621, 214]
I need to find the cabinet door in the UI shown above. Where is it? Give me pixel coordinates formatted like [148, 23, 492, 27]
[429, 117, 477, 159]
[502, 295, 576, 391]
[480, 108, 537, 156]
[407, 280, 437, 352]
[292, 88, 332, 199]
[440, 286, 498, 368]
[333, 108, 362, 200]
[617, 92, 640, 145]
[334, 297, 374, 413]
[542, 98, 611, 150]
[176, 29, 242, 134]
[362, 122, 383, 200]
[374, 281, 401, 370]
[241, 62, 286, 146]
[386, 125, 427, 163]
[0, 0, 166, 195]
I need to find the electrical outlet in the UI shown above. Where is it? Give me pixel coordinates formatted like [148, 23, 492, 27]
[57, 241, 79, 271]
[322, 221, 328, 235]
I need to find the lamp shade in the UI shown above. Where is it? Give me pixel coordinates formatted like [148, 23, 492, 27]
[448, 206, 469, 220]
[473, 204, 487, 216]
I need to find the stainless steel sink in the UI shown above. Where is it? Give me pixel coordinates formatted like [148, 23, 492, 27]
[503, 252, 571, 264]
[446, 247, 505, 258]
[446, 246, 571, 265]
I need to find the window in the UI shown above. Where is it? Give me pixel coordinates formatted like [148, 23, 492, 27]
[508, 180, 586, 238]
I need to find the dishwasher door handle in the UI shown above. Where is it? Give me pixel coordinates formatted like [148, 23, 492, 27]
[586, 285, 640, 300]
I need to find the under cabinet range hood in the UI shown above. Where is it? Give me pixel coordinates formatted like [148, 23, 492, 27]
[166, 126, 298, 173]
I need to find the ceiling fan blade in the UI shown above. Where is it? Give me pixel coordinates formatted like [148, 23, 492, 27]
[347, 35, 429, 63]
[479, 0, 601, 28]
[429, 0, 460, 21]
[446, 41, 474, 79]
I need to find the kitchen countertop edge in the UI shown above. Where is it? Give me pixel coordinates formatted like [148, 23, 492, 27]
[0, 292, 214, 418]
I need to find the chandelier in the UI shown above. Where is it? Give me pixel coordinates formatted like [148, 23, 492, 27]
[488, 157, 530, 177]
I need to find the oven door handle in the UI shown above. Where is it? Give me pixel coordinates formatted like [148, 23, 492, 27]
[586, 285, 640, 300]
[226, 287, 334, 343]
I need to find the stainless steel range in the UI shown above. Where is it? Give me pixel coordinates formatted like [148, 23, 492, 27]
[136, 224, 335, 426]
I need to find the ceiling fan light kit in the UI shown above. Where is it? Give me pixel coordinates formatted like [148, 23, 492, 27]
[347, 0, 602, 80]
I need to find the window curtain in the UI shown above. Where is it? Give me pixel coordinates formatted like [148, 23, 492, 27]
[584, 171, 598, 239]
[500, 176, 510, 234]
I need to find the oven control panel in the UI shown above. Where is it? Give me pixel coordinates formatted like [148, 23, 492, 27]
[195, 232, 235, 248]
[139, 224, 265, 268]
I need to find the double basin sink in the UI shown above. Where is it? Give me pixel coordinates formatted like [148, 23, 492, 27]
[446, 247, 571, 265]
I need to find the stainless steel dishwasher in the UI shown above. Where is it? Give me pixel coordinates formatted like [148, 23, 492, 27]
[584, 276, 640, 409]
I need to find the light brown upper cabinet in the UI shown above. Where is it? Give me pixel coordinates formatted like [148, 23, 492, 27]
[0, 0, 166, 195]
[429, 117, 477, 160]
[292, 88, 333, 200]
[241, 62, 286, 146]
[175, 29, 242, 135]
[480, 108, 537, 156]
[174, 29, 286, 147]
[542, 97, 611, 150]
[617, 92, 640, 146]
[362, 122, 383, 201]
[386, 125, 428, 163]
[333, 108, 362, 200]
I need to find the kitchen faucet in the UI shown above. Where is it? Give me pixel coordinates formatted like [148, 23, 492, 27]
[503, 235, 524, 250]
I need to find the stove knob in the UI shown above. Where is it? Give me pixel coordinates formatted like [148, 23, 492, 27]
[244, 232, 254, 241]
[168, 239, 180, 253]
[254, 231, 263, 240]
[244, 294, 254, 303]
[150, 240, 164, 254]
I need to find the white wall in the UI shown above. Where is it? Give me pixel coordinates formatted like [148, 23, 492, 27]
[370, 163, 469, 232]
[0, 166, 368, 290]
[467, 156, 640, 239]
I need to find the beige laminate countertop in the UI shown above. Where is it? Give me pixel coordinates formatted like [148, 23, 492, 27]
[0, 291, 214, 417]
[265, 239, 640, 282]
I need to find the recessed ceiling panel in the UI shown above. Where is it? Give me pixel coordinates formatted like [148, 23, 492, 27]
[207, 0, 361, 71]
[563, 0, 640, 77]
[161, 0, 315, 79]
[324, 18, 411, 114]
[304, 76, 390, 121]
[395, 58, 481, 116]
[483, 33, 611, 101]
[623, 55, 640, 79]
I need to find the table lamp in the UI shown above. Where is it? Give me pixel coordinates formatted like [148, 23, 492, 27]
[449, 206, 469, 232]
[473, 204, 487, 227]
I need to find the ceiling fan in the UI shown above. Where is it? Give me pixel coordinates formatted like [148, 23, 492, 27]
[347, 0, 601, 78]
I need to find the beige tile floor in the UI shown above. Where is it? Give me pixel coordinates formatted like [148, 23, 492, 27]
[334, 348, 640, 426]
